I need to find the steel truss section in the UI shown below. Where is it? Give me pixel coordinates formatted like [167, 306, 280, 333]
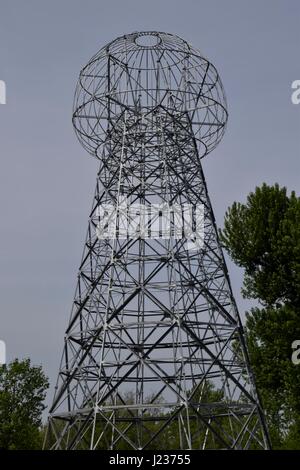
[45, 31, 271, 450]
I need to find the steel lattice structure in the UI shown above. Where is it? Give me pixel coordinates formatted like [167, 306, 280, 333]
[45, 31, 270, 450]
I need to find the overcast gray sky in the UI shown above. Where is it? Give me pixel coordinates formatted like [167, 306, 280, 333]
[0, 0, 300, 411]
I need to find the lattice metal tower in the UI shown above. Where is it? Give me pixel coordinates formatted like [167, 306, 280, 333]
[46, 31, 270, 450]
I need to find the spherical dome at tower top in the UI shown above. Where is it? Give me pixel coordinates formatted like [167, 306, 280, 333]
[73, 31, 228, 159]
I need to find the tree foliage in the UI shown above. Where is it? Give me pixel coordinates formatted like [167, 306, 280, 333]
[0, 358, 49, 449]
[220, 183, 300, 448]
[220, 183, 300, 306]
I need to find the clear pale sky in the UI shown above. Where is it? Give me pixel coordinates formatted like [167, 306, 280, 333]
[0, 0, 300, 411]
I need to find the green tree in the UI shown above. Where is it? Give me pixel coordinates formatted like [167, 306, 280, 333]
[0, 358, 49, 449]
[220, 183, 300, 448]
